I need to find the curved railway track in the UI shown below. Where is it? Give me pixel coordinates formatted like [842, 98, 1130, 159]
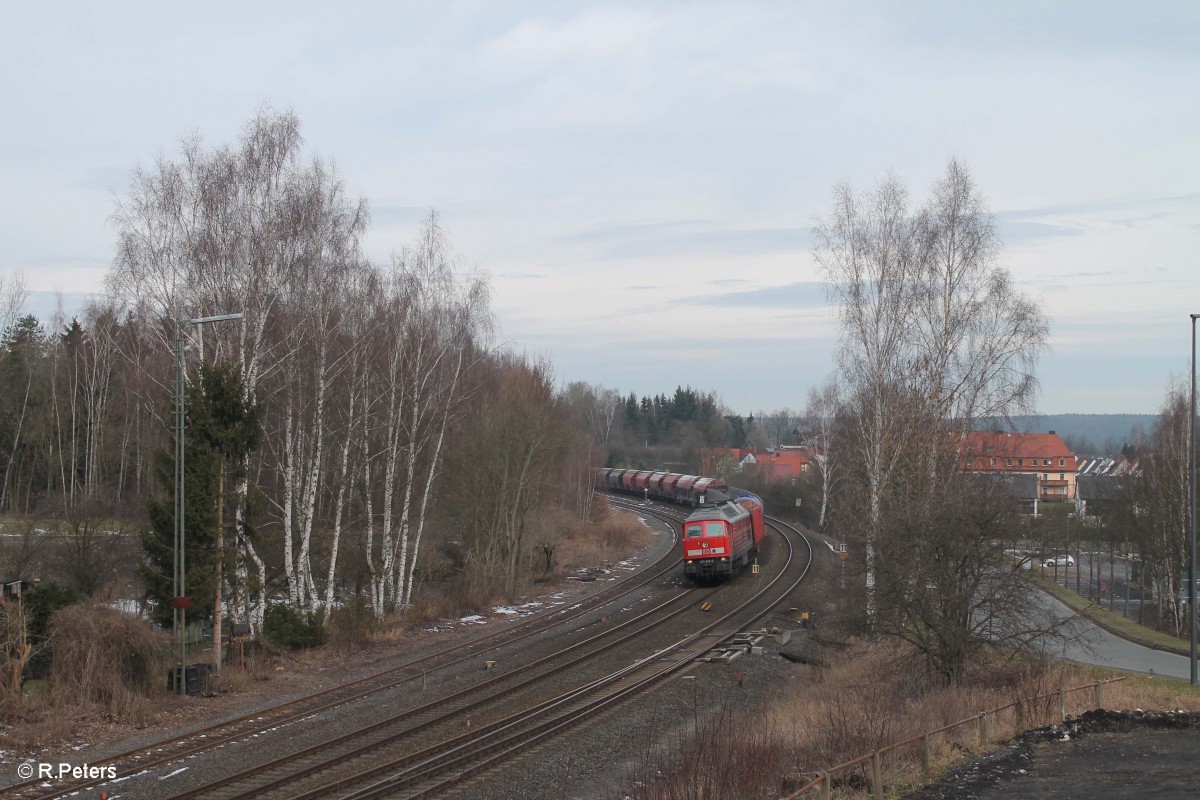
[1, 500, 683, 800]
[154, 506, 812, 800]
[5, 497, 813, 800]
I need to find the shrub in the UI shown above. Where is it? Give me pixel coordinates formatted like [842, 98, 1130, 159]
[19, 582, 85, 681]
[327, 595, 376, 651]
[264, 603, 325, 650]
[47, 604, 169, 722]
[23, 582, 85, 640]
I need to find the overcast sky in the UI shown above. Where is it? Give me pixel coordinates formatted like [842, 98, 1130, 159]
[2, 1, 1197, 415]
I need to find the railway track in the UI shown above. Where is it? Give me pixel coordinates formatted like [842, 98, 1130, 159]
[1, 500, 683, 800]
[154, 509, 811, 800]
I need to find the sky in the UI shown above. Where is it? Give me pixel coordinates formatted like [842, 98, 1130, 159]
[2, 1, 1198, 415]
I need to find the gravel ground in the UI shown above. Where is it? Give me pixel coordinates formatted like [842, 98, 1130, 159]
[445, 613, 815, 800]
[124, 516, 833, 800]
[2, 511, 680, 799]
[443, 519, 827, 800]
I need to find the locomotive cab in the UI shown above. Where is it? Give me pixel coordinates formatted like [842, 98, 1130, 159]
[682, 500, 754, 581]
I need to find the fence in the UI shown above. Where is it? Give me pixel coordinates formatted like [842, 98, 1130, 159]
[784, 676, 1126, 800]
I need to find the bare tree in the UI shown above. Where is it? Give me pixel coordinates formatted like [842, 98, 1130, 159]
[758, 407, 798, 448]
[816, 160, 1049, 643]
[110, 108, 369, 631]
[1123, 382, 1191, 634]
[0, 269, 26, 337]
[563, 382, 622, 521]
[877, 461, 1074, 681]
[815, 174, 915, 629]
[804, 378, 840, 530]
[446, 357, 568, 599]
[910, 160, 1047, 447]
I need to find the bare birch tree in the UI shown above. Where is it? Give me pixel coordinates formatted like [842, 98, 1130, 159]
[910, 159, 1047, 444]
[804, 377, 840, 530]
[355, 214, 490, 615]
[817, 160, 1049, 642]
[110, 108, 368, 631]
[0, 269, 27, 337]
[815, 175, 915, 629]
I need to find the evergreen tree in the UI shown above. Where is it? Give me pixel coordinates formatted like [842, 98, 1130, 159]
[624, 393, 640, 433]
[142, 361, 262, 629]
[725, 414, 748, 448]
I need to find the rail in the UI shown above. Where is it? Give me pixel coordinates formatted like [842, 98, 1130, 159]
[783, 676, 1127, 800]
[10, 499, 682, 800]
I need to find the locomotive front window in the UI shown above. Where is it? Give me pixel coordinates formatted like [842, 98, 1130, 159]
[686, 524, 703, 538]
[705, 522, 724, 537]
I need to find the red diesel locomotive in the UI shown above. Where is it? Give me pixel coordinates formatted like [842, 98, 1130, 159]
[596, 467, 764, 581]
[681, 492, 764, 581]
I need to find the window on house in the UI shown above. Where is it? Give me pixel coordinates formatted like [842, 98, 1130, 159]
[1044, 459, 1051, 466]
[1059, 473, 1065, 480]
[991, 458, 996, 466]
[1007, 459, 1012, 466]
[1018, 458, 1023, 466]
[1059, 459, 1065, 466]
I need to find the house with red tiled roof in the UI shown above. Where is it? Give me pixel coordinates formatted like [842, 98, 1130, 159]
[960, 431, 1078, 502]
[699, 446, 814, 483]
[743, 446, 812, 483]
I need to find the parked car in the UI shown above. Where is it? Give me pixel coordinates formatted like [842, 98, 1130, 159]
[1043, 554, 1075, 568]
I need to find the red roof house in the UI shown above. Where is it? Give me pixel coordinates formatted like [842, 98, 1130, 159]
[961, 431, 1078, 501]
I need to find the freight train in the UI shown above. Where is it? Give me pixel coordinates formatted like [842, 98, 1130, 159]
[596, 468, 764, 581]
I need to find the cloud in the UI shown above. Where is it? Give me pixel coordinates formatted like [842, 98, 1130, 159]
[995, 219, 1084, 244]
[1002, 192, 1200, 221]
[557, 219, 711, 245]
[561, 219, 810, 260]
[668, 281, 829, 310]
[23, 290, 101, 324]
[486, 9, 663, 68]
[370, 205, 433, 227]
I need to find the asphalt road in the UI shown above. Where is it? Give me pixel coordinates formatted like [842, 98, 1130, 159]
[1038, 591, 1195, 680]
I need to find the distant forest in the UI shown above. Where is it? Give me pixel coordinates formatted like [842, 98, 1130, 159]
[985, 414, 1157, 456]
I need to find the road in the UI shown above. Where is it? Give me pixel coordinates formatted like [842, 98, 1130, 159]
[1038, 591, 1195, 680]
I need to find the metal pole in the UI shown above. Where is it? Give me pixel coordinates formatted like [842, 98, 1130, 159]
[174, 320, 186, 694]
[179, 312, 242, 693]
[1189, 313, 1197, 686]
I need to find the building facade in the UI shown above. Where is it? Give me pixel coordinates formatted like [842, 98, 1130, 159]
[960, 431, 1079, 502]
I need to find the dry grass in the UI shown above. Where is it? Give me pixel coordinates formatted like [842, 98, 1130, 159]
[556, 505, 655, 574]
[620, 702, 788, 800]
[0, 605, 171, 753]
[47, 604, 170, 725]
[0, 703, 79, 753]
[404, 561, 508, 624]
[768, 642, 1200, 797]
[623, 640, 1200, 800]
